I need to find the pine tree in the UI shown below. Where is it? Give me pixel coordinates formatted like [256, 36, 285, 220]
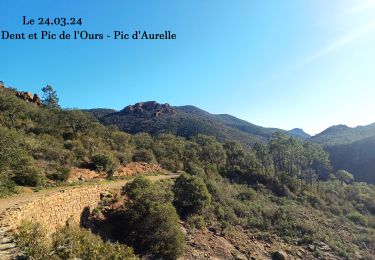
[41, 85, 60, 108]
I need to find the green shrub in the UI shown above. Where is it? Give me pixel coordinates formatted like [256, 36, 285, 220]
[298, 191, 324, 210]
[347, 212, 368, 226]
[47, 167, 70, 182]
[114, 150, 133, 164]
[0, 175, 16, 197]
[336, 170, 354, 185]
[15, 221, 137, 260]
[236, 188, 256, 201]
[53, 225, 137, 260]
[159, 158, 183, 172]
[122, 176, 153, 199]
[185, 162, 205, 177]
[139, 203, 184, 260]
[116, 177, 185, 259]
[187, 215, 206, 230]
[12, 167, 44, 187]
[261, 207, 316, 242]
[92, 153, 119, 174]
[63, 140, 87, 160]
[132, 149, 156, 163]
[0, 126, 35, 191]
[15, 221, 51, 259]
[173, 173, 212, 217]
[329, 203, 343, 216]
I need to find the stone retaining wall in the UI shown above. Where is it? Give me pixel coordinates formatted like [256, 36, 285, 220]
[0, 184, 107, 259]
[0, 184, 106, 234]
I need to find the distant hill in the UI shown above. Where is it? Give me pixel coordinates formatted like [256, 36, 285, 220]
[176, 106, 282, 139]
[288, 128, 311, 139]
[311, 124, 375, 145]
[93, 102, 261, 148]
[325, 135, 375, 183]
[311, 123, 375, 184]
[85, 102, 375, 183]
[89, 101, 307, 149]
[82, 108, 116, 119]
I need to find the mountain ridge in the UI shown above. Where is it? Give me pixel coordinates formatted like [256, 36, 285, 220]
[84, 101, 375, 147]
[85, 101, 375, 184]
[88, 101, 311, 149]
[311, 123, 375, 145]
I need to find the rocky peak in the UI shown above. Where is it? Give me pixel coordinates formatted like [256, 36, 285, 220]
[121, 101, 176, 117]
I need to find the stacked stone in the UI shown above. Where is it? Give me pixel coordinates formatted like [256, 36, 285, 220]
[0, 184, 107, 259]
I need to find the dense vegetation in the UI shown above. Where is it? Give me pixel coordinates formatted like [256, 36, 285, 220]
[92, 177, 185, 259]
[15, 221, 137, 259]
[1, 85, 375, 258]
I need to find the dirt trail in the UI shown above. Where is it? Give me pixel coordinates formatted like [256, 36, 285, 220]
[0, 174, 179, 215]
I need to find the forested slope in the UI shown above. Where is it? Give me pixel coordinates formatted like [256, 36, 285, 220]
[325, 135, 375, 183]
[94, 102, 310, 149]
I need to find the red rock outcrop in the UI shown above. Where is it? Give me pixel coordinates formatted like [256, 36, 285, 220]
[15, 91, 42, 106]
[121, 101, 176, 117]
[0, 81, 43, 107]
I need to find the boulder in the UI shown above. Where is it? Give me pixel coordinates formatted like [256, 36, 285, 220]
[26, 92, 33, 101]
[16, 91, 30, 101]
[33, 94, 42, 106]
[14, 91, 43, 106]
[272, 250, 288, 260]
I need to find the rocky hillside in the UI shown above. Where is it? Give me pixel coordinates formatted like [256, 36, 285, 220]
[97, 101, 264, 148]
[0, 81, 42, 107]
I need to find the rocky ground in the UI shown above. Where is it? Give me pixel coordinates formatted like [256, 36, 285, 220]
[180, 224, 341, 260]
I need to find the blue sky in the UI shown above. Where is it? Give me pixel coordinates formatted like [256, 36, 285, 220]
[0, 0, 374, 135]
